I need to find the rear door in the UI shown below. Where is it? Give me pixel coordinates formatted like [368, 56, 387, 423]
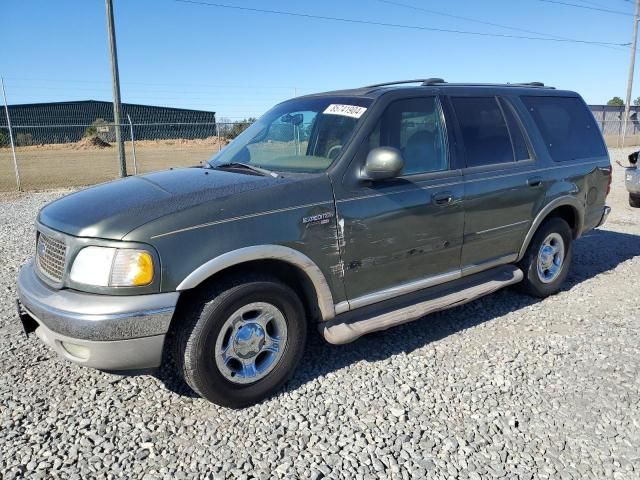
[448, 95, 546, 273]
[335, 94, 465, 306]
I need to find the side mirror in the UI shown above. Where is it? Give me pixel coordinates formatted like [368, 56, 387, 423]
[629, 151, 639, 165]
[361, 147, 404, 181]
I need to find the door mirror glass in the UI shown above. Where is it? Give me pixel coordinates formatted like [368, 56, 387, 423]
[362, 147, 404, 180]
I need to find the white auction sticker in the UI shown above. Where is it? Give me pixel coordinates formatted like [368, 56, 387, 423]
[323, 104, 368, 119]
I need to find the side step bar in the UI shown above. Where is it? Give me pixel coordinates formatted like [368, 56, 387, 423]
[321, 265, 523, 345]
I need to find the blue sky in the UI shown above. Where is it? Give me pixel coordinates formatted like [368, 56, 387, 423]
[1, 0, 638, 118]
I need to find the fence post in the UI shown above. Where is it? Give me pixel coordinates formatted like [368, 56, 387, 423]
[216, 122, 222, 152]
[1, 77, 21, 192]
[127, 114, 138, 175]
[617, 110, 623, 149]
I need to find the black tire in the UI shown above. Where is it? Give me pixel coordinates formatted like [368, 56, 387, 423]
[629, 194, 640, 208]
[173, 275, 307, 408]
[517, 217, 573, 298]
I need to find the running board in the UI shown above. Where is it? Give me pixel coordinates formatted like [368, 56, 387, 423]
[321, 265, 523, 345]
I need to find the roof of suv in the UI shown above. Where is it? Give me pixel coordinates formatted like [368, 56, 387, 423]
[301, 79, 578, 100]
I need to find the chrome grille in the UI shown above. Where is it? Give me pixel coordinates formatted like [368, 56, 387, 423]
[36, 232, 67, 282]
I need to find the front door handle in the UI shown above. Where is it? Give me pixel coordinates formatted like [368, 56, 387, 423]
[527, 176, 543, 187]
[432, 191, 454, 205]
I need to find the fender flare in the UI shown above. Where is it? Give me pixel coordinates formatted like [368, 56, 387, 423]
[516, 196, 583, 261]
[176, 245, 336, 321]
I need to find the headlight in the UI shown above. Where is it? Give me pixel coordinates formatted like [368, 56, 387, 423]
[70, 246, 154, 287]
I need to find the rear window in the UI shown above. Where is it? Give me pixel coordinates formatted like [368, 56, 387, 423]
[521, 96, 607, 162]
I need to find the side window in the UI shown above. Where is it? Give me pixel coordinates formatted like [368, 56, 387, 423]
[451, 96, 514, 167]
[369, 97, 448, 175]
[498, 98, 531, 161]
[521, 96, 607, 162]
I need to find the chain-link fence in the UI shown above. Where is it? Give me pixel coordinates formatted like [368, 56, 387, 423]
[0, 120, 254, 191]
[598, 120, 640, 149]
[591, 105, 640, 148]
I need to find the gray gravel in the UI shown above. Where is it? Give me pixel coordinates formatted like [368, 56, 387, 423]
[1, 150, 639, 479]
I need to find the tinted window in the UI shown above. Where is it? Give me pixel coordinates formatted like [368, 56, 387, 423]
[369, 97, 447, 175]
[452, 97, 514, 167]
[521, 96, 607, 162]
[499, 98, 531, 161]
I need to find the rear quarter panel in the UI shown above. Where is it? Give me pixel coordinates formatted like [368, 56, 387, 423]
[511, 92, 610, 236]
[580, 161, 611, 232]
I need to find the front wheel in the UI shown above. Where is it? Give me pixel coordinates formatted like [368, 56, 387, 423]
[629, 194, 640, 208]
[174, 275, 307, 408]
[517, 217, 572, 298]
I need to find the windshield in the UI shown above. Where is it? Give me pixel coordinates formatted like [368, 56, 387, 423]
[208, 96, 372, 173]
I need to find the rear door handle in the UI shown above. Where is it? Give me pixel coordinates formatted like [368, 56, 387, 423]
[432, 191, 454, 205]
[527, 176, 543, 187]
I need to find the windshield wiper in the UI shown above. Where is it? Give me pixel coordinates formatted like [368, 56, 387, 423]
[213, 162, 280, 178]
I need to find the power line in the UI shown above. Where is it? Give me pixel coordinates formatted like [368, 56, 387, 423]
[574, 0, 622, 8]
[4, 84, 297, 98]
[3, 76, 300, 90]
[538, 0, 634, 16]
[174, 0, 629, 47]
[376, 0, 626, 50]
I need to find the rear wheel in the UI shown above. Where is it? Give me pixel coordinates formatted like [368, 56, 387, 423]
[517, 217, 572, 298]
[629, 194, 640, 208]
[174, 275, 307, 408]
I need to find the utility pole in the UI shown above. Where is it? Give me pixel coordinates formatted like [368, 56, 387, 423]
[1, 77, 21, 191]
[622, 0, 640, 149]
[105, 0, 127, 177]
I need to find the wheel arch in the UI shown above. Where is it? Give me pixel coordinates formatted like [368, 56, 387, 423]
[175, 245, 336, 321]
[517, 196, 583, 262]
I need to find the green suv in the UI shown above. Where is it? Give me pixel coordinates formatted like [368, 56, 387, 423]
[17, 79, 612, 407]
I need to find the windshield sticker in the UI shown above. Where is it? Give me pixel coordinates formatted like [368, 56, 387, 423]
[323, 104, 367, 119]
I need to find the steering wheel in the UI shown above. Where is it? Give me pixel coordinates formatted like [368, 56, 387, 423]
[327, 144, 343, 160]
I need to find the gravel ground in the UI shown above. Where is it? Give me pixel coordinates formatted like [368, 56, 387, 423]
[1, 150, 639, 479]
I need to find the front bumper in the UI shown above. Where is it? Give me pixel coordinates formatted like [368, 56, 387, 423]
[16, 260, 179, 371]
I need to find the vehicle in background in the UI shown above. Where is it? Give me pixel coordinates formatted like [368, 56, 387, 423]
[17, 79, 611, 408]
[625, 151, 640, 207]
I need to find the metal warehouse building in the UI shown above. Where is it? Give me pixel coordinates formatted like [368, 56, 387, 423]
[0, 100, 217, 145]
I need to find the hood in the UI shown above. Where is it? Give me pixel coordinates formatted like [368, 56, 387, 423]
[39, 168, 285, 239]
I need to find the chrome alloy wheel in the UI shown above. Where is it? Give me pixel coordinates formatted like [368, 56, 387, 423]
[536, 232, 565, 284]
[214, 302, 288, 384]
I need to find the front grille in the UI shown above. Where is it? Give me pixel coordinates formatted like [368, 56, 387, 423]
[36, 232, 67, 282]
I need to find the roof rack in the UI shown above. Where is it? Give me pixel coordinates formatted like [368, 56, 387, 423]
[364, 79, 554, 89]
[512, 82, 546, 87]
[364, 78, 446, 88]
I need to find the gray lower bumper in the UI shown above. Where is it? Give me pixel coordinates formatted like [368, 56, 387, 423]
[16, 260, 179, 371]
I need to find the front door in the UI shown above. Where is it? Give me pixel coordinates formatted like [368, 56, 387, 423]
[335, 95, 465, 307]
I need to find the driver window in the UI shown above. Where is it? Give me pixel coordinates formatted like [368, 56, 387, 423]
[369, 97, 448, 175]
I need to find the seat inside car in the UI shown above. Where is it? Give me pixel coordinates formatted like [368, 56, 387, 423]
[402, 129, 443, 174]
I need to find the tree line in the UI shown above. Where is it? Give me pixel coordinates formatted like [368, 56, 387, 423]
[607, 96, 640, 107]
